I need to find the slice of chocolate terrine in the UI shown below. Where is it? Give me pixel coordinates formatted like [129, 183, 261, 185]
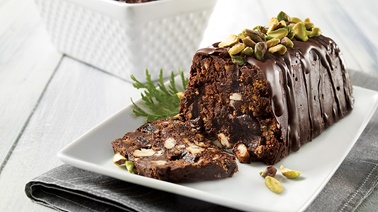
[179, 12, 354, 164]
[112, 118, 238, 182]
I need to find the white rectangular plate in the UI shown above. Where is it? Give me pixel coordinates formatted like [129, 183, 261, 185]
[58, 86, 378, 212]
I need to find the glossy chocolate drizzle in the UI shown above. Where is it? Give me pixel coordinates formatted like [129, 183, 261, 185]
[197, 35, 353, 154]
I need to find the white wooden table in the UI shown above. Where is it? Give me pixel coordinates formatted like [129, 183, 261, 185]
[1, 0, 377, 211]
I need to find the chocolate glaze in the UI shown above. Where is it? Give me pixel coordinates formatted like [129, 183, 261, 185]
[193, 35, 353, 156]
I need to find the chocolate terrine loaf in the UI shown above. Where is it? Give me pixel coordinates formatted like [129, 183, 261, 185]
[112, 12, 353, 182]
[179, 12, 354, 164]
[112, 118, 238, 182]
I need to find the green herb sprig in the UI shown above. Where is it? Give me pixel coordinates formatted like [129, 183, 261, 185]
[130, 69, 188, 122]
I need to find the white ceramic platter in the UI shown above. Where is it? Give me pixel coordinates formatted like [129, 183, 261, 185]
[58, 86, 378, 212]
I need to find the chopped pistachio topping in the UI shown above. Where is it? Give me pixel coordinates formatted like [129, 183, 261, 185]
[218, 11, 322, 64]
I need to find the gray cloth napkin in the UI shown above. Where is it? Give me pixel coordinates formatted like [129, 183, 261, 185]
[25, 70, 378, 212]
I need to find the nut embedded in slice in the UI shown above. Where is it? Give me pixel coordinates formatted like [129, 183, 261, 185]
[229, 93, 242, 101]
[151, 160, 167, 166]
[133, 148, 155, 157]
[112, 118, 238, 182]
[217, 133, 232, 148]
[164, 137, 176, 149]
[186, 143, 205, 154]
[233, 142, 251, 163]
[176, 92, 184, 99]
[113, 152, 126, 166]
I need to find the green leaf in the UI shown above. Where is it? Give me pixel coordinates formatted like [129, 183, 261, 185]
[169, 71, 178, 95]
[130, 69, 188, 122]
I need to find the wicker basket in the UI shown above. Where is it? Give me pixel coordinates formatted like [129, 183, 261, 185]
[35, 0, 217, 81]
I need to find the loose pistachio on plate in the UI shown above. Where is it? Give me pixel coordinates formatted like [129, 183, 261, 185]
[280, 165, 301, 179]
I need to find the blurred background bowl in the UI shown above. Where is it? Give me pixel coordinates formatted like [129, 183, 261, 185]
[35, 0, 218, 82]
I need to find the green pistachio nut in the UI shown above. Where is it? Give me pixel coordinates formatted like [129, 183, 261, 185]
[219, 34, 239, 48]
[290, 17, 302, 23]
[304, 21, 314, 30]
[253, 25, 268, 34]
[267, 17, 279, 33]
[267, 28, 289, 40]
[278, 20, 287, 29]
[228, 43, 246, 55]
[280, 165, 301, 179]
[264, 176, 284, 194]
[287, 32, 295, 40]
[242, 37, 256, 48]
[125, 161, 134, 173]
[243, 28, 265, 42]
[293, 22, 309, 41]
[277, 11, 290, 22]
[280, 37, 294, 48]
[286, 25, 295, 39]
[308, 27, 322, 37]
[231, 55, 246, 65]
[176, 92, 184, 99]
[241, 46, 254, 56]
[237, 32, 246, 40]
[254, 42, 267, 60]
[268, 44, 287, 55]
[230, 11, 320, 62]
[304, 17, 311, 23]
[266, 38, 280, 48]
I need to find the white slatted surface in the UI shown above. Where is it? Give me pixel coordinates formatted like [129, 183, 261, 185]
[0, 0, 377, 211]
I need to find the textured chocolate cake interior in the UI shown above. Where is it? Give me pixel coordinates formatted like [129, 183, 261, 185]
[112, 118, 238, 182]
[179, 34, 354, 165]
